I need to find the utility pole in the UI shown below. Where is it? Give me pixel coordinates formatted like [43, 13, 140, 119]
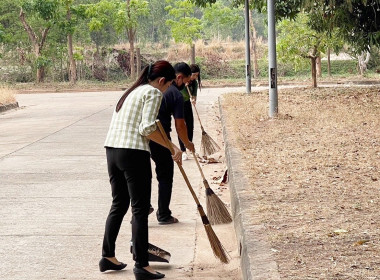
[268, 0, 278, 117]
[244, 0, 251, 93]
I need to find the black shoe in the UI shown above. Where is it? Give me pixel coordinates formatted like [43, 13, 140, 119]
[158, 216, 179, 225]
[99, 257, 127, 272]
[133, 266, 165, 279]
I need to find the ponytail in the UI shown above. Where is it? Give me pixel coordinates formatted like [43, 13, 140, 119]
[116, 66, 149, 112]
[115, 60, 175, 112]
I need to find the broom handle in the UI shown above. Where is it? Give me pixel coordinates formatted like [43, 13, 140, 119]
[191, 151, 208, 183]
[186, 85, 204, 131]
[156, 120, 202, 206]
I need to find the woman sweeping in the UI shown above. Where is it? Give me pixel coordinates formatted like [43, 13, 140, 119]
[178, 64, 202, 160]
[99, 60, 181, 280]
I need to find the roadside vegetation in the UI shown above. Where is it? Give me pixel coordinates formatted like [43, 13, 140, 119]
[0, 86, 16, 106]
[1, 0, 379, 91]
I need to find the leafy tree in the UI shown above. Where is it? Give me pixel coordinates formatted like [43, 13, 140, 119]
[58, 0, 78, 83]
[202, 1, 242, 41]
[85, 0, 118, 45]
[115, 0, 149, 80]
[277, 13, 334, 87]
[165, 0, 202, 47]
[85, 0, 148, 80]
[241, 0, 380, 52]
[138, 0, 171, 44]
[190, 0, 216, 7]
[0, 0, 23, 48]
[19, 0, 60, 82]
[313, 0, 380, 53]
[57, 0, 94, 83]
[0, 24, 4, 43]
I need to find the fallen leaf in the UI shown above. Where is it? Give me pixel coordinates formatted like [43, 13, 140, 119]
[354, 239, 370, 246]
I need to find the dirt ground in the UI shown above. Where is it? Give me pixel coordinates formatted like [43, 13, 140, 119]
[221, 86, 380, 279]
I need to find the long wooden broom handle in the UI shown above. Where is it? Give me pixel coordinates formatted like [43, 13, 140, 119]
[191, 151, 207, 182]
[186, 85, 204, 130]
[156, 120, 202, 206]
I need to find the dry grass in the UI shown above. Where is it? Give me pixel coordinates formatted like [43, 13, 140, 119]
[221, 86, 380, 279]
[166, 39, 266, 62]
[0, 86, 16, 105]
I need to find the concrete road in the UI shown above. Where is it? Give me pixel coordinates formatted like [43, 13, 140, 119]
[0, 87, 244, 280]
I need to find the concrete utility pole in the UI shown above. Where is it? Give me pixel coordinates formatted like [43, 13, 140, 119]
[268, 0, 278, 117]
[244, 0, 251, 93]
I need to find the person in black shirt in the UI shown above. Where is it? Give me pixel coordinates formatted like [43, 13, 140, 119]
[149, 62, 195, 224]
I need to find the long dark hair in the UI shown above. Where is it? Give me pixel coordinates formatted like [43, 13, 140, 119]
[189, 64, 202, 91]
[116, 60, 175, 112]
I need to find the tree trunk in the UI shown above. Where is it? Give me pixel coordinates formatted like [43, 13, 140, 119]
[358, 51, 370, 76]
[190, 44, 195, 64]
[136, 47, 141, 77]
[129, 33, 135, 80]
[249, 10, 259, 78]
[311, 57, 317, 88]
[327, 48, 331, 77]
[61, 54, 64, 81]
[126, 0, 136, 80]
[37, 67, 45, 83]
[316, 56, 322, 78]
[19, 8, 50, 83]
[67, 9, 77, 84]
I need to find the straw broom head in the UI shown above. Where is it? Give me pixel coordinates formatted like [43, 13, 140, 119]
[205, 182, 232, 225]
[200, 209, 230, 264]
[201, 130, 221, 156]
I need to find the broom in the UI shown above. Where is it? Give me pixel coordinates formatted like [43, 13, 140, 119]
[186, 85, 220, 156]
[191, 150, 232, 225]
[156, 120, 230, 264]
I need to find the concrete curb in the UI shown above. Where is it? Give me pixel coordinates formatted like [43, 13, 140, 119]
[0, 102, 19, 113]
[219, 96, 281, 280]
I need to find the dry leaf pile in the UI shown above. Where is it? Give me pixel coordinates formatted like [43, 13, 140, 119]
[221, 86, 380, 279]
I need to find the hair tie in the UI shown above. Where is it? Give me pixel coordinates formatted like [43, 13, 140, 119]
[147, 63, 152, 78]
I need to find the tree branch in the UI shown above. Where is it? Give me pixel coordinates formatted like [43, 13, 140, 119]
[39, 26, 51, 51]
[19, 8, 38, 48]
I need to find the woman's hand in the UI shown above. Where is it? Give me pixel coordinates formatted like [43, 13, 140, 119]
[185, 141, 195, 153]
[172, 145, 182, 164]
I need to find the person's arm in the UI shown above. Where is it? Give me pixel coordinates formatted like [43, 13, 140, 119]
[139, 88, 182, 163]
[175, 119, 195, 152]
[188, 83, 197, 105]
[173, 91, 195, 152]
[146, 129, 182, 163]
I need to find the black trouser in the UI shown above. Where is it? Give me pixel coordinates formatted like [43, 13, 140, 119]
[149, 139, 174, 221]
[102, 147, 152, 268]
[178, 100, 194, 152]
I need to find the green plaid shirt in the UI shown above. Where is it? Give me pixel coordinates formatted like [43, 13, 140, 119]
[104, 84, 162, 152]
